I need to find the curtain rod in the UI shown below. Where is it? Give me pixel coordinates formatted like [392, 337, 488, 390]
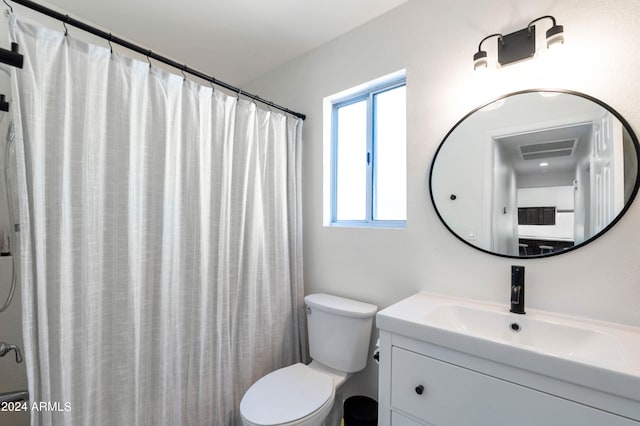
[8, 0, 307, 120]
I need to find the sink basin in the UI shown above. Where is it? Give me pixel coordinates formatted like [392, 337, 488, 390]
[425, 304, 630, 370]
[376, 291, 640, 403]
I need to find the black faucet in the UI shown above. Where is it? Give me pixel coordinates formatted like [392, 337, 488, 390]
[510, 265, 525, 314]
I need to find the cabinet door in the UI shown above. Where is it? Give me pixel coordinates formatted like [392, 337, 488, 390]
[391, 411, 433, 426]
[391, 347, 638, 426]
[391, 411, 428, 426]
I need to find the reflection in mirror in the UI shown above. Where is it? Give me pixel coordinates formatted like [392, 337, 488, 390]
[430, 90, 640, 258]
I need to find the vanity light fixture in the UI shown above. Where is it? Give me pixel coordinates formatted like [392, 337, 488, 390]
[539, 162, 549, 167]
[473, 33, 502, 71]
[473, 15, 564, 70]
[537, 15, 565, 48]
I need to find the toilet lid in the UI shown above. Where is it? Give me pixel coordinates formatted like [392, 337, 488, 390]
[240, 363, 333, 425]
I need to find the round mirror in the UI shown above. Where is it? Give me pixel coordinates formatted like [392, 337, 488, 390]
[429, 90, 640, 258]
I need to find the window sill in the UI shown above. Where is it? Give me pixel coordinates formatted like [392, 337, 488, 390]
[327, 220, 406, 230]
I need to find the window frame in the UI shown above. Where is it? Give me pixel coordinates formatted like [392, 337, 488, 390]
[329, 77, 407, 228]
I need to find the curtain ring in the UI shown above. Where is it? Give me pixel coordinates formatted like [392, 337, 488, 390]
[107, 33, 113, 54]
[209, 79, 215, 93]
[181, 65, 186, 81]
[3, 0, 13, 13]
[236, 89, 242, 101]
[146, 50, 152, 68]
[63, 15, 69, 36]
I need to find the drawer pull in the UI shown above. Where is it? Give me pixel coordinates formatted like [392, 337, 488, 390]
[415, 385, 425, 395]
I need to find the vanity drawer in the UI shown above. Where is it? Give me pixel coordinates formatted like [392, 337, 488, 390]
[390, 346, 638, 426]
[391, 411, 429, 426]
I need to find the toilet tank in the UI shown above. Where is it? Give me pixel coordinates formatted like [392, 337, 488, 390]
[304, 294, 377, 373]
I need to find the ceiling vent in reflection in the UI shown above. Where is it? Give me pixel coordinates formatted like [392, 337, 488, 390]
[519, 138, 577, 161]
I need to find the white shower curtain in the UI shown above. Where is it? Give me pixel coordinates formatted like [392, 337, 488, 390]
[10, 15, 305, 426]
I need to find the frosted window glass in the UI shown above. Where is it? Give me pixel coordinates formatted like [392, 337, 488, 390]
[373, 86, 406, 220]
[336, 100, 367, 220]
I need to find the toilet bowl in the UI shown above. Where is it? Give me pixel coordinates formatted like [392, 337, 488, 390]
[240, 361, 347, 426]
[239, 294, 377, 426]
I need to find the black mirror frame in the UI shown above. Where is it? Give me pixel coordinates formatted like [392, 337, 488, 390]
[429, 89, 640, 259]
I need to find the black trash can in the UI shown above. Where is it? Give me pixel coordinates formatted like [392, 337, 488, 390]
[343, 395, 378, 426]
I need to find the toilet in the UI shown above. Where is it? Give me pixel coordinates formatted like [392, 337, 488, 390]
[240, 293, 377, 426]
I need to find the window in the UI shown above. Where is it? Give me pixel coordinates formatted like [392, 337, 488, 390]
[518, 207, 557, 225]
[328, 76, 406, 228]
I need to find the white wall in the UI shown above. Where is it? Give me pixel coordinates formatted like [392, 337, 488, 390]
[430, 110, 487, 247]
[246, 0, 640, 401]
[518, 186, 574, 210]
[492, 142, 517, 255]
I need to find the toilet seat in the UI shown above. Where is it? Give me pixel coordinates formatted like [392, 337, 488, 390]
[240, 363, 335, 426]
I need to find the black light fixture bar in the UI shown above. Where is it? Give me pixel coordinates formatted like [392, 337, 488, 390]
[8, 0, 307, 120]
[474, 14, 564, 70]
[497, 26, 536, 66]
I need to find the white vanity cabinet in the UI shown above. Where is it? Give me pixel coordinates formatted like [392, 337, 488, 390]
[378, 331, 640, 426]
